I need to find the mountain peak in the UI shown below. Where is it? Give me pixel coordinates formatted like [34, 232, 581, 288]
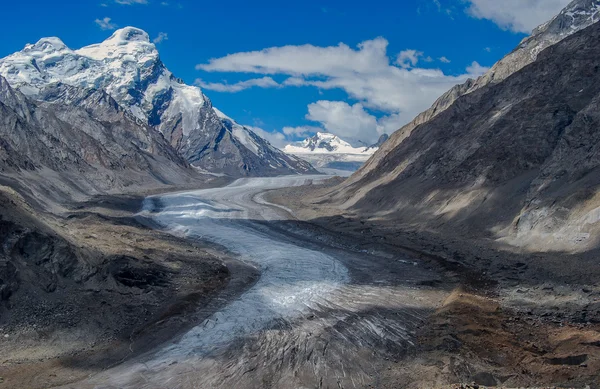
[314, 132, 338, 140]
[285, 132, 373, 155]
[105, 27, 151, 44]
[75, 26, 157, 63]
[0, 28, 316, 177]
[24, 37, 69, 53]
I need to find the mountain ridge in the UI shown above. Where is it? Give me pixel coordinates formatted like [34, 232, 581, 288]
[0, 27, 316, 177]
[322, 7, 600, 253]
[0, 74, 202, 205]
[346, 0, 600, 187]
[283, 132, 387, 173]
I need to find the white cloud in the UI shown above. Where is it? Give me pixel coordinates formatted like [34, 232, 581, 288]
[281, 103, 408, 145]
[466, 61, 489, 76]
[196, 77, 281, 93]
[280, 101, 407, 145]
[196, 38, 490, 144]
[95, 17, 118, 30]
[378, 112, 411, 134]
[197, 38, 391, 76]
[439, 56, 451, 63]
[114, 0, 148, 4]
[153, 32, 168, 44]
[306, 101, 381, 143]
[465, 0, 571, 33]
[197, 38, 486, 114]
[282, 126, 322, 137]
[396, 49, 424, 69]
[247, 126, 287, 148]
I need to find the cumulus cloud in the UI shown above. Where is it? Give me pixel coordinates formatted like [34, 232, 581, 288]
[114, 0, 148, 4]
[301, 101, 418, 144]
[195, 77, 281, 93]
[197, 38, 391, 76]
[247, 126, 287, 148]
[305, 101, 381, 143]
[464, 0, 571, 33]
[466, 61, 489, 76]
[95, 17, 118, 30]
[196, 38, 490, 144]
[439, 56, 451, 63]
[396, 49, 424, 68]
[153, 32, 168, 44]
[282, 126, 322, 137]
[197, 38, 486, 114]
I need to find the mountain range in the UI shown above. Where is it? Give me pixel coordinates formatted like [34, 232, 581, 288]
[0, 27, 316, 180]
[284, 132, 388, 172]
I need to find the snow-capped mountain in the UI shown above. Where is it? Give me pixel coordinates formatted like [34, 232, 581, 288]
[284, 133, 386, 173]
[0, 74, 198, 199]
[0, 27, 316, 177]
[284, 132, 373, 155]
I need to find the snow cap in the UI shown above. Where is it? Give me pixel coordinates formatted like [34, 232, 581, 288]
[104, 27, 150, 44]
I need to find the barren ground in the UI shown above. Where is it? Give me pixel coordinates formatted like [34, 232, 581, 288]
[1, 176, 599, 388]
[265, 178, 600, 388]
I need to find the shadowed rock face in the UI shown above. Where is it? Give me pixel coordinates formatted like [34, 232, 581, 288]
[0, 76, 198, 197]
[326, 19, 600, 252]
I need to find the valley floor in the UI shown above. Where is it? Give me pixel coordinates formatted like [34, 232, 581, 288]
[265, 179, 600, 388]
[1, 176, 599, 388]
[0, 184, 251, 389]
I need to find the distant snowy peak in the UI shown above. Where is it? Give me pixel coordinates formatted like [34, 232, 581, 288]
[283, 132, 384, 173]
[284, 133, 376, 155]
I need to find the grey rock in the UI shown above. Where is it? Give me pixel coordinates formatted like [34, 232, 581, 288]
[0, 76, 198, 197]
[349, 0, 600, 187]
[328, 14, 600, 251]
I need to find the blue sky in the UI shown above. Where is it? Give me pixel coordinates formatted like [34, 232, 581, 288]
[0, 0, 571, 146]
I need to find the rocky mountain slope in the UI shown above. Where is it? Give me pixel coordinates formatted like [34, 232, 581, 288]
[346, 0, 600, 187]
[284, 132, 387, 172]
[0, 27, 315, 177]
[324, 4, 600, 253]
[0, 75, 202, 205]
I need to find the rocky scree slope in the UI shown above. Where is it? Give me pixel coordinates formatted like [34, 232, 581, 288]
[0, 75, 199, 205]
[0, 27, 315, 177]
[324, 19, 600, 253]
[346, 0, 600, 187]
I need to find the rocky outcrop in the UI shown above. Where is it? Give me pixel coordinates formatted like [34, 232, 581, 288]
[0, 76, 199, 201]
[325, 17, 600, 252]
[347, 0, 600, 187]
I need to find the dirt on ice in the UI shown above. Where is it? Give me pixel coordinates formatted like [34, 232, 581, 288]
[0, 186, 257, 389]
[265, 178, 600, 388]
